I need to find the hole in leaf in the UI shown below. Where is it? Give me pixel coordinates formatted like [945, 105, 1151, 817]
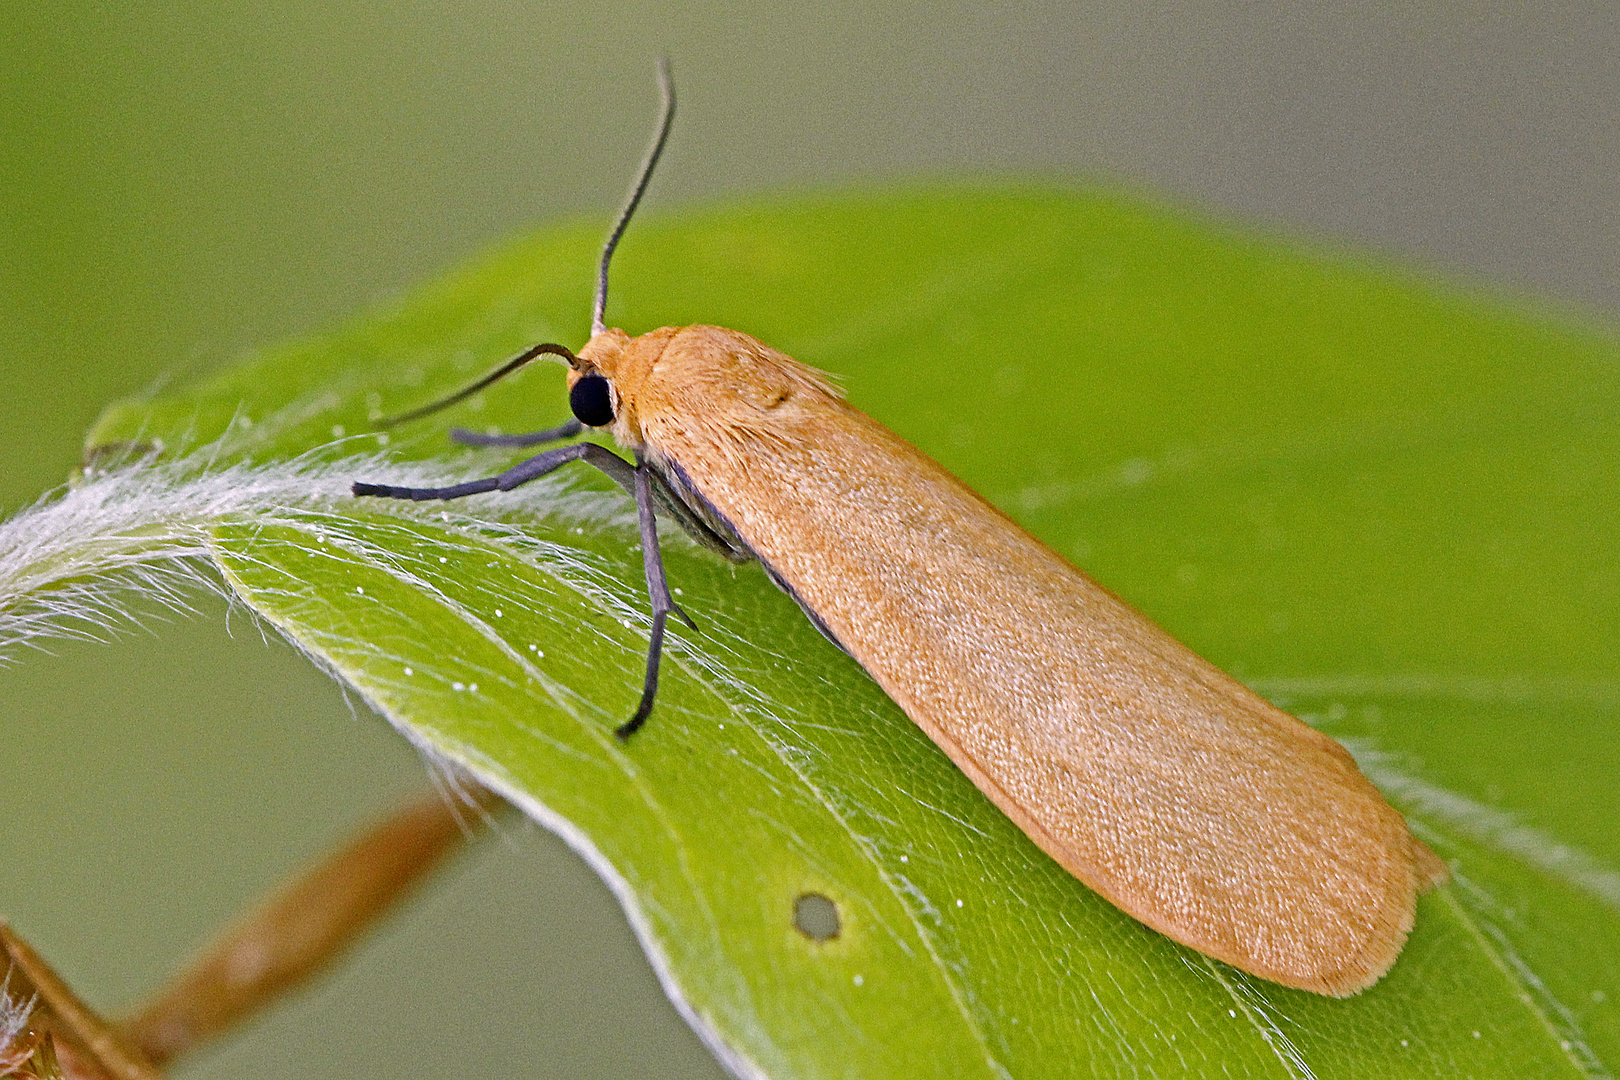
[793, 892, 840, 942]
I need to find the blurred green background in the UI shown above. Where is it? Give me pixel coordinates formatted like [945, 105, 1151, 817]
[3, 4, 1616, 1078]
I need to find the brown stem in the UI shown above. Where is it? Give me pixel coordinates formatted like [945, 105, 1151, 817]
[0, 924, 161, 1080]
[121, 785, 502, 1065]
[4, 785, 499, 1078]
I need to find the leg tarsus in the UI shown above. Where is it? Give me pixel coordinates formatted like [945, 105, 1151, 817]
[616, 453, 690, 739]
[671, 603, 697, 631]
[352, 478, 500, 501]
[615, 609, 667, 741]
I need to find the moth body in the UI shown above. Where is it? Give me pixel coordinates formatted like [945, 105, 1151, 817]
[574, 323, 1446, 997]
[352, 65, 1447, 997]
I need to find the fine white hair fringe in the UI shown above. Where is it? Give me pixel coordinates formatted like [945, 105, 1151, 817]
[0, 440, 614, 664]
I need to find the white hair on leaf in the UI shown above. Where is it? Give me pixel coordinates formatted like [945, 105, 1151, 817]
[0, 440, 622, 663]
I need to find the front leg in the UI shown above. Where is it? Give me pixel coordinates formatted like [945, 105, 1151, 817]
[351, 441, 632, 501]
[351, 445, 694, 738]
[616, 452, 697, 740]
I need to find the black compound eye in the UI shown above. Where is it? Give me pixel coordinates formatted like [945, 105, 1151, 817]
[569, 374, 615, 427]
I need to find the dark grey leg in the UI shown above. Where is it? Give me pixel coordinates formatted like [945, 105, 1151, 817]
[615, 452, 697, 740]
[351, 441, 632, 501]
[352, 444, 696, 738]
[644, 468, 750, 561]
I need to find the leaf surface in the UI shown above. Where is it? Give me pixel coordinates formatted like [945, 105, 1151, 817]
[90, 186, 1620, 1077]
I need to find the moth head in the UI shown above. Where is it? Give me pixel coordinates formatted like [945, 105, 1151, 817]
[567, 370, 615, 427]
[573, 326, 677, 447]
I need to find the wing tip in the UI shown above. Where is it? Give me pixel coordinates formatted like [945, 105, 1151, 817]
[1241, 834, 1450, 997]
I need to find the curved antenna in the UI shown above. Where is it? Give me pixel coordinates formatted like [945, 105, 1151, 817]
[593, 57, 675, 336]
[377, 342, 579, 427]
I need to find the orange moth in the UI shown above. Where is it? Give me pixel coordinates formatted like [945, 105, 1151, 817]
[354, 62, 1446, 996]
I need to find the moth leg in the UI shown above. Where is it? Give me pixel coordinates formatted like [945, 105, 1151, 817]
[365, 421, 740, 560]
[352, 445, 692, 739]
[616, 453, 697, 741]
[645, 467, 751, 561]
[449, 418, 584, 448]
[351, 441, 634, 501]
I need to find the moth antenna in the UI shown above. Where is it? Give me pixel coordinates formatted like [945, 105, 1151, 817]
[376, 342, 579, 428]
[593, 57, 675, 337]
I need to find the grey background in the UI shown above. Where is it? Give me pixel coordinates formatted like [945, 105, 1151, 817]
[3, 3, 1616, 1077]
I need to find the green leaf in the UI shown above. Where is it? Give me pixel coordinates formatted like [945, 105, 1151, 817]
[85, 186, 1620, 1076]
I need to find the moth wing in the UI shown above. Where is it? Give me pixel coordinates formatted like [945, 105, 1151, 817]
[637, 327, 1430, 995]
